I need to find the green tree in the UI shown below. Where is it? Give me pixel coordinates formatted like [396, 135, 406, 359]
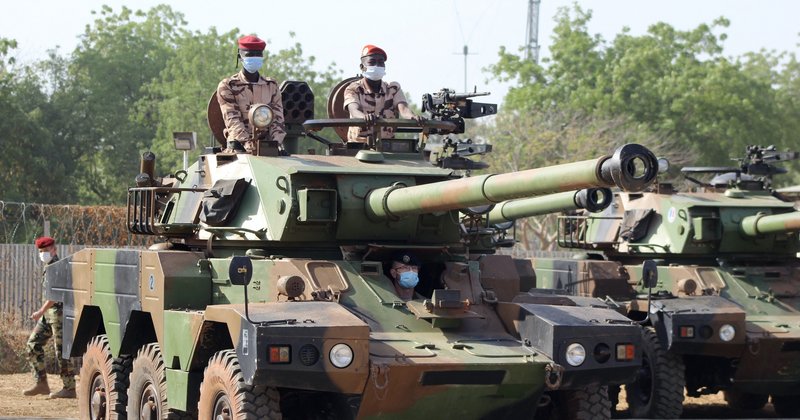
[0, 39, 74, 203]
[52, 5, 187, 204]
[489, 5, 793, 166]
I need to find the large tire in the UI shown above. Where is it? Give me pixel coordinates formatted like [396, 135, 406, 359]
[198, 350, 282, 420]
[772, 394, 800, 417]
[78, 335, 132, 420]
[536, 385, 611, 420]
[626, 327, 685, 419]
[127, 343, 191, 419]
[608, 385, 620, 415]
[723, 389, 768, 410]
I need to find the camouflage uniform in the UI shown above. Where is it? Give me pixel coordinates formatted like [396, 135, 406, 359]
[217, 70, 286, 152]
[25, 255, 76, 389]
[343, 78, 408, 142]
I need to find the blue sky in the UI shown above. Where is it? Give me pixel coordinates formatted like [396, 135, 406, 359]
[2, 0, 798, 107]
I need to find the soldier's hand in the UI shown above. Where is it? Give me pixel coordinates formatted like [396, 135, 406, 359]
[364, 113, 378, 125]
[411, 115, 426, 126]
[30, 309, 43, 321]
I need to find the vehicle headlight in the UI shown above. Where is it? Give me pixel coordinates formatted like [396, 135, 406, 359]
[719, 324, 736, 342]
[329, 343, 353, 368]
[250, 105, 273, 128]
[566, 343, 586, 366]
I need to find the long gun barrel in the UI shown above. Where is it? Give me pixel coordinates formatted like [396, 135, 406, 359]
[486, 188, 612, 225]
[366, 144, 657, 221]
[740, 211, 800, 236]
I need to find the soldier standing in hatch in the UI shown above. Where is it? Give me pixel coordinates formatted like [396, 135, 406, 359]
[22, 236, 76, 399]
[344, 44, 424, 143]
[217, 35, 286, 153]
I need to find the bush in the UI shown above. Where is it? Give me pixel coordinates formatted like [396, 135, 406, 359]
[0, 310, 64, 374]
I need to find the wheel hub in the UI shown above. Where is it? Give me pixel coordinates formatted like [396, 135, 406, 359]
[213, 394, 232, 420]
[140, 382, 160, 420]
[90, 374, 107, 420]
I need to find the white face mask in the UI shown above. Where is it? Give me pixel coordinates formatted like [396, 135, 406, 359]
[362, 65, 385, 81]
[39, 251, 51, 264]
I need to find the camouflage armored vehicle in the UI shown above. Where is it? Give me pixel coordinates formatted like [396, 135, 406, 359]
[45, 81, 659, 419]
[534, 145, 800, 418]
[458, 188, 672, 419]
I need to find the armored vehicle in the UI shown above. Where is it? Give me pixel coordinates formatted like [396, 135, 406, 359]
[534, 146, 800, 418]
[46, 81, 659, 419]
[459, 188, 664, 418]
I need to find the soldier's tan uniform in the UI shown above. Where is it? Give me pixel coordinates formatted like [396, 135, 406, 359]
[217, 71, 286, 150]
[343, 78, 408, 142]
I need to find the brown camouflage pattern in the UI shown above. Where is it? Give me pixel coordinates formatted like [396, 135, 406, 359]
[216, 70, 286, 146]
[343, 78, 408, 142]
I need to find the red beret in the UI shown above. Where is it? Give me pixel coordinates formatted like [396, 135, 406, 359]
[238, 35, 266, 51]
[35, 236, 55, 249]
[361, 44, 387, 60]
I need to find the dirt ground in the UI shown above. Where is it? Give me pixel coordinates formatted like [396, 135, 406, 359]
[0, 374, 79, 418]
[0, 372, 786, 419]
[615, 387, 782, 418]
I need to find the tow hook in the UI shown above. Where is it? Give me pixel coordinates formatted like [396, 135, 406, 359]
[544, 363, 564, 390]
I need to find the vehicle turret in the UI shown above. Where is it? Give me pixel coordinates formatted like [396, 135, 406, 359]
[129, 136, 657, 251]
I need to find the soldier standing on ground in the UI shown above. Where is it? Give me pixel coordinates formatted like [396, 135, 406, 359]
[22, 236, 76, 399]
[344, 44, 424, 143]
[217, 35, 286, 154]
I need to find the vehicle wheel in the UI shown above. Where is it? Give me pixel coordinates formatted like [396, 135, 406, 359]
[723, 389, 768, 410]
[198, 350, 282, 420]
[79, 335, 132, 420]
[535, 385, 611, 420]
[772, 394, 800, 417]
[626, 327, 685, 419]
[127, 343, 191, 419]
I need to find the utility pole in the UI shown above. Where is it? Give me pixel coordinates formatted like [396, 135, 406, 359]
[525, 0, 541, 62]
[458, 45, 477, 92]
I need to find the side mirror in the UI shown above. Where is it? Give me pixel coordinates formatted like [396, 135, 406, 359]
[642, 260, 658, 289]
[229, 256, 253, 286]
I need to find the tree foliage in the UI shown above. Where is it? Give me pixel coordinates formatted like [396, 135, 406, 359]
[489, 5, 800, 173]
[0, 6, 342, 205]
[52, 5, 187, 204]
[0, 39, 74, 203]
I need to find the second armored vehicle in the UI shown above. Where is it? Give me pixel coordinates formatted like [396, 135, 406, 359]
[535, 146, 800, 417]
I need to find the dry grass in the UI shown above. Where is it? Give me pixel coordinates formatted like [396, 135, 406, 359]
[0, 311, 61, 375]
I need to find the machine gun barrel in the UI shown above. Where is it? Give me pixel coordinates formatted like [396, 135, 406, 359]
[446, 91, 490, 101]
[740, 211, 800, 236]
[486, 188, 612, 225]
[365, 144, 657, 221]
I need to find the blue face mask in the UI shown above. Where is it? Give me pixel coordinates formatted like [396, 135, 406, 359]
[398, 271, 419, 289]
[242, 56, 263, 73]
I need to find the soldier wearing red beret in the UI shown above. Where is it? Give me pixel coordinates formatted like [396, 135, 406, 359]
[216, 35, 286, 153]
[23, 237, 76, 399]
[344, 44, 424, 143]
